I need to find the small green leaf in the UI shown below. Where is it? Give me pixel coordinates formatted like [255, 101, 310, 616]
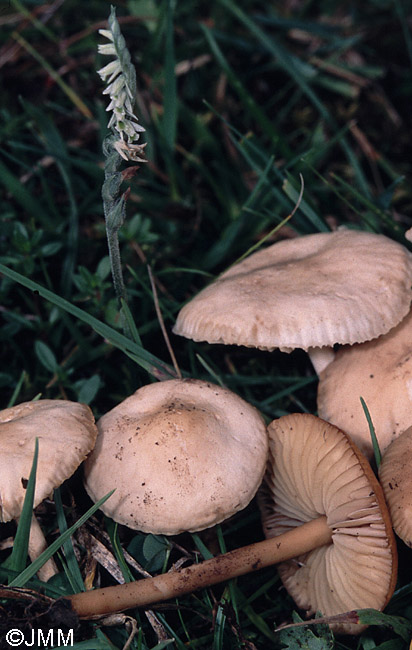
[357, 609, 412, 642]
[35, 340, 59, 374]
[96, 256, 112, 280]
[74, 375, 101, 404]
[41, 242, 62, 257]
[277, 611, 334, 649]
[142, 534, 169, 571]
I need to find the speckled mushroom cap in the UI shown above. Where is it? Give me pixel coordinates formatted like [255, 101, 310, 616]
[379, 426, 412, 547]
[83, 378, 268, 535]
[173, 230, 412, 353]
[317, 309, 412, 460]
[0, 400, 97, 522]
[258, 413, 397, 635]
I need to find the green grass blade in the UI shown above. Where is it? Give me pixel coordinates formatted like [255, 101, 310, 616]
[394, 0, 412, 71]
[54, 487, 85, 593]
[360, 397, 381, 468]
[120, 297, 143, 346]
[105, 519, 134, 583]
[195, 354, 225, 388]
[11, 31, 92, 118]
[7, 369, 26, 408]
[0, 262, 176, 380]
[201, 24, 289, 154]
[202, 154, 278, 269]
[330, 172, 399, 230]
[191, 532, 214, 560]
[233, 585, 278, 643]
[216, 0, 372, 197]
[6, 439, 38, 576]
[212, 603, 226, 650]
[162, 0, 177, 150]
[217, 0, 331, 123]
[0, 157, 48, 224]
[10, 0, 58, 43]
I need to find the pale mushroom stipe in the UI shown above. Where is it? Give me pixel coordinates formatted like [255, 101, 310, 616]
[173, 229, 412, 374]
[68, 414, 397, 635]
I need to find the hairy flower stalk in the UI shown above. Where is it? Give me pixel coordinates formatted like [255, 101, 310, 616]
[98, 6, 146, 319]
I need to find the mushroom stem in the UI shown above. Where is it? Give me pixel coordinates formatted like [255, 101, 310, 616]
[68, 516, 331, 618]
[27, 514, 59, 582]
[307, 347, 335, 375]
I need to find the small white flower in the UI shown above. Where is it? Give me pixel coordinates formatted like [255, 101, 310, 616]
[104, 74, 126, 98]
[98, 60, 121, 82]
[98, 43, 116, 56]
[98, 29, 113, 41]
[113, 139, 147, 163]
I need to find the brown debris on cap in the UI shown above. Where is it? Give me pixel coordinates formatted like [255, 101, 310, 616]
[317, 309, 412, 460]
[379, 426, 412, 547]
[258, 413, 397, 635]
[0, 399, 97, 522]
[83, 378, 268, 535]
[173, 230, 412, 353]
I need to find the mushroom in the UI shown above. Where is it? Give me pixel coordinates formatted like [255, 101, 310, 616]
[83, 378, 268, 535]
[173, 229, 412, 374]
[379, 426, 412, 547]
[258, 413, 397, 634]
[317, 309, 412, 460]
[68, 414, 397, 636]
[0, 399, 97, 581]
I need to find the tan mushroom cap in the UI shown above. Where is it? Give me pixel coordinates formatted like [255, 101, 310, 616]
[173, 230, 412, 354]
[84, 378, 268, 535]
[0, 399, 97, 522]
[317, 309, 412, 460]
[258, 413, 397, 635]
[379, 426, 412, 547]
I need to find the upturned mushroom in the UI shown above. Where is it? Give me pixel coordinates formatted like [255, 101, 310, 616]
[0, 399, 97, 581]
[68, 414, 397, 635]
[173, 229, 412, 374]
[379, 426, 412, 547]
[317, 309, 412, 460]
[258, 413, 397, 634]
[83, 378, 268, 535]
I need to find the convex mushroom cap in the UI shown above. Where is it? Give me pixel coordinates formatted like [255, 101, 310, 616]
[173, 230, 412, 374]
[379, 426, 412, 547]
[317, 309, 412, 460]
[0, 399, 97, 522]
[258, 413, 397, 635]
[84, 378, 268, 535]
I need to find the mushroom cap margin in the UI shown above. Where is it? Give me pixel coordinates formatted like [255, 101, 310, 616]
[174, 230, 412, 352]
